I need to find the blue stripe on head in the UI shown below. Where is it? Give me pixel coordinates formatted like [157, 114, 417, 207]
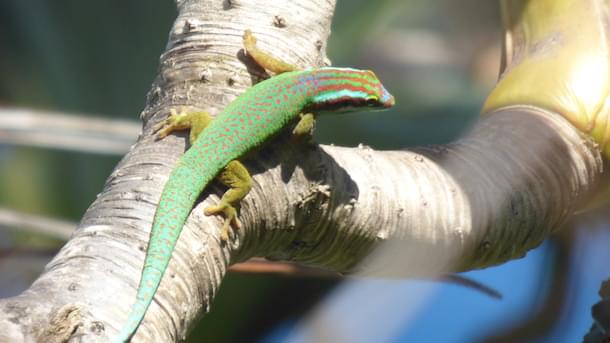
[312, 89, 368, 103]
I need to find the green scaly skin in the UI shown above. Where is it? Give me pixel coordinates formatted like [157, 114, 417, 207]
[116, 30, 395, 342]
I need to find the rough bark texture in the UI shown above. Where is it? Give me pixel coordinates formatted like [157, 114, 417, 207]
[0, 0, 603, 342]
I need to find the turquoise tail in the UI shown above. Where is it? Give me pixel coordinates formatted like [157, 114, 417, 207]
[115, 268, 160, 342]
[116, 160, 212, 342]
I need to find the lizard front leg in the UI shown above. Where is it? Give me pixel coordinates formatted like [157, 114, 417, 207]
[243, 29, 297, 74]
[155, 108, 213, 144]
[155, 109, 252, 241]
[292, 112, 316, 140]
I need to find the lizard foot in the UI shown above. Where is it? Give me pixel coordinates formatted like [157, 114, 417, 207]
[154, 108, 190, 139]
[291, 112, 315, 143]
[204, 202, 241, 242]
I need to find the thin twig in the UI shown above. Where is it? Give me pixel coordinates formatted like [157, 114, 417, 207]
[0, 207, 74, 240]
[231, 258, 502, 299]
[0, 107, 140, 155]
[229, 258, 343, 278]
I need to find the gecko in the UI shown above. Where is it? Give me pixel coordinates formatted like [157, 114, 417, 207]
[115, 30, 395, 342]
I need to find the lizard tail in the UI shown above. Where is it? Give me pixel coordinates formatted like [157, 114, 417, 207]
[116, 161, 214, 342]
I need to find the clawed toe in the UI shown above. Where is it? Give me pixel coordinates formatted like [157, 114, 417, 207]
[204, 203, 240, 242]
[154, 108, 188, 139]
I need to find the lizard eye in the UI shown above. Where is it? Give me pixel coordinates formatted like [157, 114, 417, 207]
[366, 97, 379, 106]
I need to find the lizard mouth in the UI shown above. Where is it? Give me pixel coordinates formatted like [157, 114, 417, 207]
[380, 86, 395, 108]
[382, 95, 396, 108]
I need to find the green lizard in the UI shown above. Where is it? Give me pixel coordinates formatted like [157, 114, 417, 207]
[116, 30, 395, 342]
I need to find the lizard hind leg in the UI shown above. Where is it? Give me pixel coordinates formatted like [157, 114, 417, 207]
[243, 29, 298, 74]
[204, 160, 253, 241]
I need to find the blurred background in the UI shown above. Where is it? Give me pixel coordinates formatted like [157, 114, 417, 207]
[1, 0, 608, 342]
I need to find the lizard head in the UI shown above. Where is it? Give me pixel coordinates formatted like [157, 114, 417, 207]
[306, 67, 395, 112]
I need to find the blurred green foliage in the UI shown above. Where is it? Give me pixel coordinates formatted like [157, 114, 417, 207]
[0, 0, 174, 220]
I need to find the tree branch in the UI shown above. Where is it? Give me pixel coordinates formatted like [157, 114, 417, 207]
[0, 0, 602, 342]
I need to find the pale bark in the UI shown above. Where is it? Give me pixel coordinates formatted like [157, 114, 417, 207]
[0, 0, 602, 342]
